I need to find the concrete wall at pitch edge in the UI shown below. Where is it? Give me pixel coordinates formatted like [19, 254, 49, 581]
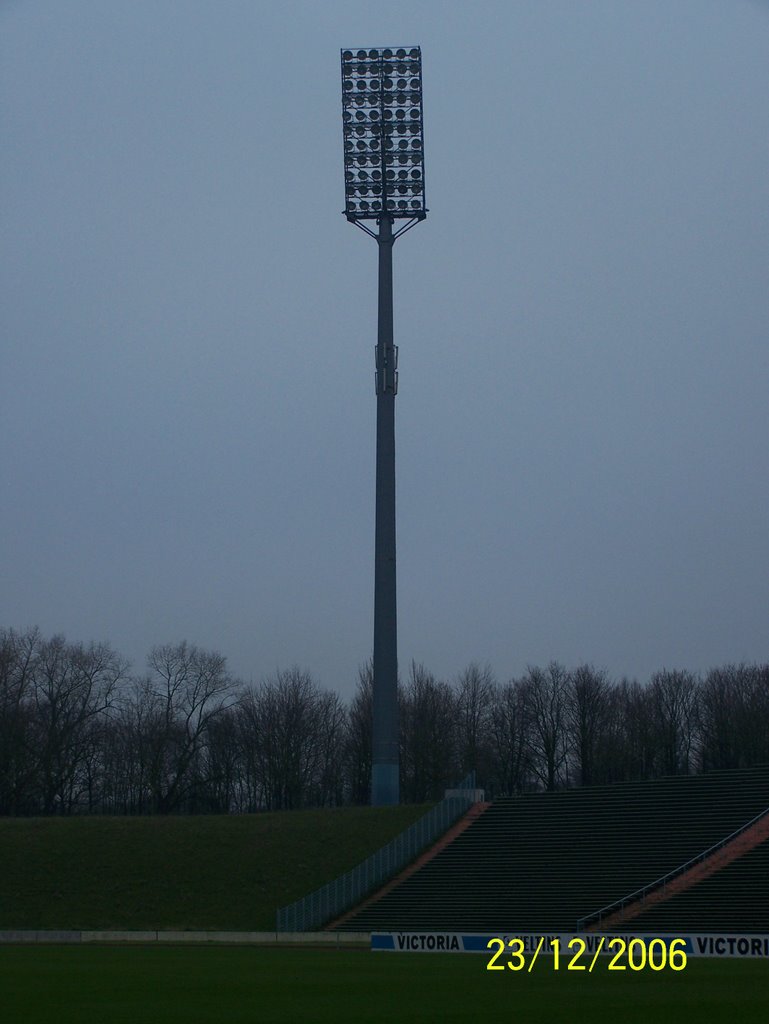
[373, 932, 769, 958]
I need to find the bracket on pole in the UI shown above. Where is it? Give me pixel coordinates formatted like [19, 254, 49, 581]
[345, 213, 426, 243]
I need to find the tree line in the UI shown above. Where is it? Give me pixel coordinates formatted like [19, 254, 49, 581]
[1, 627, 767, 815]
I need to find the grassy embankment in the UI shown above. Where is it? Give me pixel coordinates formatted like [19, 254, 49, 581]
[0, 805, 430, 931]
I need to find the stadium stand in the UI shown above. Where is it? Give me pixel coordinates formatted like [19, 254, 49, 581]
[331, 766, 769, 933]
[626, 835, 769, 933]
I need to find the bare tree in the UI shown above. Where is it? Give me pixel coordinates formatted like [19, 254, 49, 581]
[567, 665, 612, 786]
[346, 663, 373, 805]
[32, 635, 126, 813]
[699, 665, 742, 771]
[611, 678, 657, 780]
[0, 627, 42, 814]
[649, 669, 699, 776]
[524, 662, 571, 792]
[308, 689, 348, 807]
[699, 664, 769, 771]
[400, 662, 457, 802]
[202, 708, 242, 812]
[237, 667, 343, 811]
[488, 678, 531, 795]
[137, 641, 236, 813]
[455, 662, 495, 780]
[96, 705, 146, 814]
[731, 664, 769, 767]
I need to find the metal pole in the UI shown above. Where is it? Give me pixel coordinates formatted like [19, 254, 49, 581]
[371, 211, 399, 806]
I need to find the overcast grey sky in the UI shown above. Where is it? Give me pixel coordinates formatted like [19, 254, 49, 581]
[3, 0, 768, 697]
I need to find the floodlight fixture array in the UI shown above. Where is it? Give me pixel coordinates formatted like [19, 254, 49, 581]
[341, 46, 426, 221]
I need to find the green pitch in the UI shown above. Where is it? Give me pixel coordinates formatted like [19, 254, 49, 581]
[1, 946, 767, 1024]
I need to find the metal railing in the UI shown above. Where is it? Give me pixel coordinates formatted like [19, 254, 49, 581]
[276, 773, 478, 932]
[577, 803, 769, 931]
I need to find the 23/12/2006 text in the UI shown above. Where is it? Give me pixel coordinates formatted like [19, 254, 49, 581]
[486, 936, 688, 972]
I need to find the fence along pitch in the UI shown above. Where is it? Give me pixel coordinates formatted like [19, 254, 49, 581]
[276, 775, 476, 932]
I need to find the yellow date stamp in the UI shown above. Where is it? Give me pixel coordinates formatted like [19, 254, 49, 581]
[486, 936, 688, 972]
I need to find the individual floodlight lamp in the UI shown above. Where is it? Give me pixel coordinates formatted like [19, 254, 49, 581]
[340, 46, 428, 806]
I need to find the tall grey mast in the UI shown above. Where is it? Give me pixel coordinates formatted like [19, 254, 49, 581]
[340, 46, 427, 805]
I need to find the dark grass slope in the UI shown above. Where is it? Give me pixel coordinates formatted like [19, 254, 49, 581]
[630, 835, 769, 933]
[335, 766, 769, 933]
[0, 805, 429, 931]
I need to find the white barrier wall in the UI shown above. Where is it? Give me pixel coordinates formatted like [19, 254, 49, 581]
[0, 930, 369, 946]
[372, 932, 769, 958]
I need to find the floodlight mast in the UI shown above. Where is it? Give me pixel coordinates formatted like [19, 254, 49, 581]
[340, 46, 427, 806]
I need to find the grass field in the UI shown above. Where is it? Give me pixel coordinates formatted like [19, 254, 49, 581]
[0, 806, 429, 930]
[1, 946, 767, 1024]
